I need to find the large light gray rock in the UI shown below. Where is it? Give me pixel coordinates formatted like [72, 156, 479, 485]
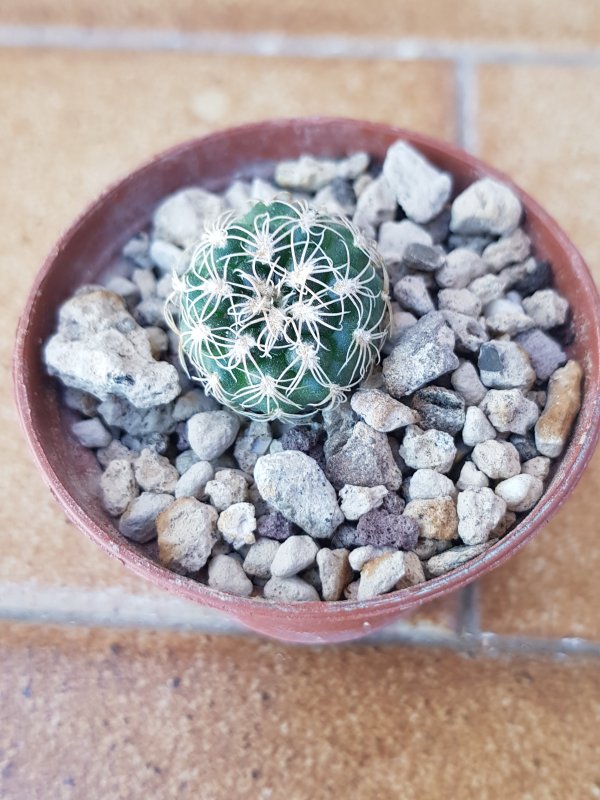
[156, 497, 218, 573]
[152, 187, 224, 248]
[325, 422, 403, 491]
[450, 178, 522, 236]
[382, 140, 452, 223]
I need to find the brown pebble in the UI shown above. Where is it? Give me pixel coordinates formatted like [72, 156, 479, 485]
[534, 360, 583, 457]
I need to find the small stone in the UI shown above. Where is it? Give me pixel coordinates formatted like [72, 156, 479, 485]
[156, 497, 218, 572]
[174, 461, 214, 499]
[173, 389, 219, 422]
[399, 426, 457, 474]
[535, 361, 583, 457]
[457, 488, 507, 545]
[316, 548, 353, 601]
[250, 177, 281, 203]
[313, 178, 357, 216]
[468, 273, 509, 305]
[403, 496, 458, 540]
[382, 305, 418, 354]
[357, 551, 425, 600]
[414, 538, 451, 559]
[133, 448, 178, 493]
[339, 484, 388, 521]
[352, 176, 396, 233]
[325, 422, 403, 491]
[447, 234, 493, 254]
[133, 297, 170, 328]
[63, 387, 99, 418]
[472, 440, 521, 480]
[383, 312, 459, 398]
[256, 512, 295, 542]
[205, 469, 249, 511]
[382, 139, 452, 223]
[350, 389, 417, 432]
[280, 425, 325, 468]
[149, 239, 185, 275]
[456, 461, 489, 490]
[509, 259, 551, 297]
[144, 326, 169, 358]
[522, 289, 569, 330]
[104, 275, 140, 306]
[514, 328, 567, 382]
[509, 433, 539, 462]
[407, 469, 457, 501]
[422, 208, 451, 244]
[450, 178, 522, 236]
[462, 406, 496, 446]
[224, 180, 252, 213]
[100, 459, 139, 516]
[378, 220, 433, 271]
[254, 451, 343, 539]
[71, 418, 112, 448]
[442, 311, 489, 354]
[175, 449, 200, 475]
[480, 389, 539, 435]
[330, 523, 361, 549]
[275, 152, 368, 192]
[521, 456, 551, 481]
[438, 288, 482, 318]
[322, 402, 356, 461]
[263, 576, 320, 602]
[233, 421, 273, 472]
[131, 267, 156, 300]
[242, 537, 281, 579]
[122, 232, 152, 268]
[495, 474, 544, 512]
[96, 440, 136, 468]
[355, 509, 419, 549]
[451, 361, 487, 406]
[401, 242, 446, 272]
[478, 341, 535, 391]
[436, 248, 488, 290]
[119, 492, 174, 543]
[348, 545, 395, 571]
[187, 410, 240, 461]
[121, 431, 170, 455]
[208, 554, 253, 596]
[380, 492, 406, 514]
[153, 187, 224, 248]
[426, 542, 491, 577]
[393, 275, 435, 316]
[484, 298, 535, 336]
[97, 396, 176, 437]
[482, 228, 531, 271]
[411, 386, 466, 435]
[217, 502, 257, 549]
[491, 510, 517, 538]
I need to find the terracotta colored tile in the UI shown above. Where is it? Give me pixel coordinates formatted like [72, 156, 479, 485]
[0, 50, 454, 596]
[1, 0, 599, 49]
[478, 65, 600, 281]
[1, 622, 599, 799]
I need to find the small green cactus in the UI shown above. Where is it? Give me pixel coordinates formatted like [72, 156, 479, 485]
[167, 200, 390, 421]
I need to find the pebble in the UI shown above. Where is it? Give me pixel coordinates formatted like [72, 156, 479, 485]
[256, 511, 295, 542]
[383, 305, 418, 355]
[156, 497, 218, 572]
[250, 177, 280, 203]
[508, 258, 551, 297]
[514, 328, 566, 381]
[355, 509, 420, 549]
[96, 440, 135, 468]
[357, 551, 425, 600]
[233, 420, 273, 472]
[63, 387, 99, 418]
[407, 469, 457, 501]
[254, 451, 344, 539]
[131, 268, 156, 300]
[456, 488, 507, 545]
[122, 232, 152, 268]
[149, 239, 185, 275]
[208, 554, 253, 596]
[145, 326, 169, 357]
[97, 396, 176, 437]
[435, 248, 488, 290]
[393, 275, 435, 316]
[348, 545, 395, 571]
[381, 493, 406, 514]
[509, 433, 539, 462]
[314, 178, 357, 216]
[242, 537, 281, 579]
[426, 542, 491, 577]
[383, 312, 459, 398]
[174, 449, 200, 475]
[461, 406, 496, 446]
[378, 220, 433, 270]
[71, 417, 112, 448]
[478, 340, 535, 391]
[451, 361, 487, 406]
[174, 460, 214, 499]
[350, 389, 417, 432]
[339, 484, 388, 521]
[403, 496, 458, 540]
[134, 448, 179, 493]
[104, 275, 140, 306]
[152, 187, 224, 248]
[352, 175, 396, 233]
[100, 459, 139, 516]
[399, 426, 457, 474]
[325, 421, 403, 491]
[316, 548, 353, 601]
[480, 389, 539, 435]
[535, 361, 583, 457]
[521, 456, 551, 480]
[456, 461, 489, 490]
[471, 440, 521, 480]
[173, 389, 219, 422]
[401, 242, 446, 273]
[275, 152, 368, 192]
[438, 288, 482, 318]
[187, 410, 241, 461]
[522, 289, 569, 330]
[468, 273, 509, 305]
[119, 492, 173, 543]
[44, 289, 180, 407]
[205, 469, 249, 511]
[411, 385, 466, 435]
[450, 178, 522, 236]
[495, 474, 544, 512]
[482, 228, 530, 271]
[217, 502, 257, 549]
[382, 139, 452, 223]
[484, 298, 535, 336]
[330, 523, 361, 549]
[263, 576, 320, 602]
[441, 311, 489, 354]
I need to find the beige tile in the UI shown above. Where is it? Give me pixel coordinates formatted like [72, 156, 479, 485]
[0, 50, 454, 596]
[478, 64, 600, 280]
[1, 0, 600, 49]
[1, 622, 599, 800]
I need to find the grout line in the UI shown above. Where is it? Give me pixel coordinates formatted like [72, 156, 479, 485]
[0, 24, 599, 66]
[454, 58, 479, 154]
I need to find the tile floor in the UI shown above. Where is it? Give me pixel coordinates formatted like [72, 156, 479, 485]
[0, 5, 599, 798]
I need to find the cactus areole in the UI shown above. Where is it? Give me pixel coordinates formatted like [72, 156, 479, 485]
[167, 200, 390, 421]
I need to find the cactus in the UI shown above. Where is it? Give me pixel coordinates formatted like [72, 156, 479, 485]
[167, 199, 390, 421]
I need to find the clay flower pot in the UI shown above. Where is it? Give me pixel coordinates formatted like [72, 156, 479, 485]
[13, 118, 600, 644]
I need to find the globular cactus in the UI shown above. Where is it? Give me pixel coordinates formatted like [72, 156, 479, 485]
[167, 200, 390, 421]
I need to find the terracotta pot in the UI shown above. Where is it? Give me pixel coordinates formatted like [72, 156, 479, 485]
[13, 118, 600, 644]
